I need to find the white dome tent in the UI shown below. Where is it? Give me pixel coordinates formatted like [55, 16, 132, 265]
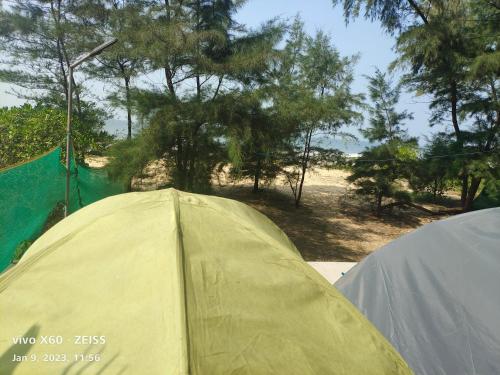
[335, 208, 500, 375]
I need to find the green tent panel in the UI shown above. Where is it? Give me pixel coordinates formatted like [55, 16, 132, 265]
[0, 189, 413, 374]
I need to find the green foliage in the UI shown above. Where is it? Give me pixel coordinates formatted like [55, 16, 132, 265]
[393, 1, 499, 209]
[103, 1, 287, 193]
[0, 1, 83, 104]
[12, 241, 32, 264]
[331, 0, 428, 33]
[393, 189, 412, 203]
[363, 68, 412, 142]
[215, 90, 287, 191]
[409, 133, 458, 197]
[0, 0, 114, 148]
[474, 178, 500, 210]
[0, 1, 364, 201]
[106, 138, 155, 190]
[412, 191, 458, 206]
[107, 91, 226, 192]
[272, 19, 364, 205]
[348, 140, 419, 213]
[348, 67, 417, 213]
[71, 0, 147, 139]
[0, 104, 107, 168]
[334, 0, 499, 211]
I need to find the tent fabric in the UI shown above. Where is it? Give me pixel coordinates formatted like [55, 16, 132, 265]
[0, 147, 125, 272]
[335, 208, 500, 375]
[0, 189, 413, 375]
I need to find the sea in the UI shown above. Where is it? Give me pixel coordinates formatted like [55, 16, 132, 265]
[105, 119, 372, 156]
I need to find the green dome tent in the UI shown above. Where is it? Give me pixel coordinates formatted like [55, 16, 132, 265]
[0, 189, 412, 375]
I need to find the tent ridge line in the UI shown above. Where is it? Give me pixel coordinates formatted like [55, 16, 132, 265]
[171, 189, 192, 375]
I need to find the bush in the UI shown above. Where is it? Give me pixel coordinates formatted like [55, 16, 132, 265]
[393, 190, 412, 203]
[408, 133, 458, 197]
[12, 241, 32, 264]
[0, 104, 110, 168]
[348, 140, 418, 213]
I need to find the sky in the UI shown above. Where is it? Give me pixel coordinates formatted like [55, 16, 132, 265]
[0, 0, 435, 142]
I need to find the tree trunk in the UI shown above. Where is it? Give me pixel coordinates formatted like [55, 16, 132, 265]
[186, 138, 197, 191]
[124, 76, 132, 139]
[450, 81, 461, 139]
[295, 129, 313, 208]
[463, 176, 481, 212]
[174, 135, 188, 190]
[461, 174, 469, 207]
[164, 66, 176, 98]
[376, 191, 383, 216]
[407, 0, 429, 24]
[450, 80, 471, 210]
[253, 156, 261, 193]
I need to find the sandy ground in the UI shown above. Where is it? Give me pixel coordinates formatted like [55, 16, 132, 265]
[85, 156, 453, 262]
[85, 155, 109, 168]
[213, 168, 451, 261]
[308, 261, 357, 283]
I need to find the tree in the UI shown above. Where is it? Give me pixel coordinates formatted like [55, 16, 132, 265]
[332, 0, 431, 33]
[0, 1, 77, 104]
[394, 1, 499, 210]
[107, 1, 284, 192]
[333, 0, 500, 211]
[212, 19, 289, 193]
[275, 20, 364, 207]
[72, 0, 146, 139]
[363, 68, 413, 142]
[348, 68, 417, 214]
[409, 133, 458, 199]
[348, 141, 418, 214]
[216, 90, 288, 193]
[0, 0, 109, 145]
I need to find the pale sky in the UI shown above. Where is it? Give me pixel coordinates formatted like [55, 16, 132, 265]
[0, 0, 437, 141]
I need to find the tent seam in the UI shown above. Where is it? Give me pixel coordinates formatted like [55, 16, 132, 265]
[171, 189, 192, 375]
[376, 257, 404, 356]
[435, 220, 478, 375]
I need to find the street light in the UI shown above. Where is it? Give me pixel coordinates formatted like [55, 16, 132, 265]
[65, 38, 118, 217]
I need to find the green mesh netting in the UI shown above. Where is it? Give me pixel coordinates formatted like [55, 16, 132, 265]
[75, 164, 124, 208]
[0, 147, 125, 271]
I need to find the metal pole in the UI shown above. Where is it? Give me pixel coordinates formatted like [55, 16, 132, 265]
[64, 66, 73, 217]
[63, 39, 117, 218]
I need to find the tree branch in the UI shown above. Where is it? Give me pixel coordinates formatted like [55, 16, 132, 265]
[407, 0, 429, 24]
